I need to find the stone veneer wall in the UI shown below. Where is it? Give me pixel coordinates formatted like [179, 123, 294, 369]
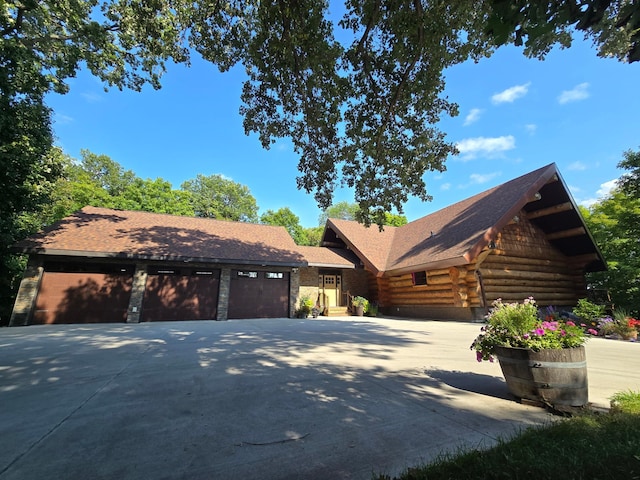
[8, 256, 44, 326]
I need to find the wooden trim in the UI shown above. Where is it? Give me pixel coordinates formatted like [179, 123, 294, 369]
[526, 202, 573, 219]
[546, 227, 586, 240]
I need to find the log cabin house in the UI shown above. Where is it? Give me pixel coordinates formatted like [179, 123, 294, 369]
[9, 163, 605, 325]
[315, 163, 606, 320]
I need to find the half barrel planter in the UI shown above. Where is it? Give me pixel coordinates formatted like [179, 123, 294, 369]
[494, 346, 588, 408]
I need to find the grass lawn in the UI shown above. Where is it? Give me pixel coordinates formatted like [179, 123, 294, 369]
[377, 391, 640, 480]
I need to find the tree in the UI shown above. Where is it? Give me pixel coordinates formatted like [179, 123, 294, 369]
[260, 208, 308, 244]
[319, 201, 361, 226]
[583, 149, 640, 313]
[41, 150, 194, 222]
[617, 148, 640, 199]
[116, 178, 194, 216]
[2, 0, 639, 230]
[484, 0, 640, 62]
[301, 226, 325, 247]
[181, 174, 259, 222]
[319, 201, 407, 227]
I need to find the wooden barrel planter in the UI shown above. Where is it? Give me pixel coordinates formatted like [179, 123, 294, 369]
[495, 346, 588, 408]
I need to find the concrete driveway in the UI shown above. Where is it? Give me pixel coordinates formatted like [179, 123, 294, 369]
[1, 317, 638, 479]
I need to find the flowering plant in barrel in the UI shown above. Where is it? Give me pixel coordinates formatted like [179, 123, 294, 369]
[471, 297, 588, 362]
[471, 297, 590, 408]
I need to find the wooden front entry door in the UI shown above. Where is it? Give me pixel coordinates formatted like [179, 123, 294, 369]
[319, 274, 341, 307]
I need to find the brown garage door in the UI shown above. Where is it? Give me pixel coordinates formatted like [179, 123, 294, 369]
[228, 270, 290, 319]
[33, 265, 134, 324]
[142, 267, 220, 322]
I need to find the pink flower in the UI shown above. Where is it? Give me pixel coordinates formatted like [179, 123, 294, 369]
[534, 328, 545, 336]
[588, 329, 598, 336]
[566, 321, 576, 327]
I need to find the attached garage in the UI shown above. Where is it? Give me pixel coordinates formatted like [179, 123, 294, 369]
[142, 267, 220, 321]
[228, 270, 290, 319]
[9, 207, 306, 326]
[33, 263, 134, 324]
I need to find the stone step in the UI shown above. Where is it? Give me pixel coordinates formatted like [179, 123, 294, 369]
[325, 306, 350, 317]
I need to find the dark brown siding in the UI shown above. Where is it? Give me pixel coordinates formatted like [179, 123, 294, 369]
[142, 268, 219, 321]
[34, 271, 133, 324]
[228, 270, 289, 319]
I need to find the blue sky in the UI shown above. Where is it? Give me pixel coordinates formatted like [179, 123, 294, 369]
[47, 36, 639, 228]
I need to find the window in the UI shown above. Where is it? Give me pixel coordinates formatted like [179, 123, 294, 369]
[237, 271, 258, 278]
[266, 272, 284, 279]
[411, 271, 427, 286]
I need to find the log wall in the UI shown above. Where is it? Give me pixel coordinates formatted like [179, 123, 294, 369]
[378, 265, 482, 308]
[372, 212, 587, 316]
[478, 215, 586, 307]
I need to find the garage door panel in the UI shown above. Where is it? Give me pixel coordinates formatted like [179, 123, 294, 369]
[142, 270, 219, 322]
[228, 271, 289, 319]
[34, 272, 133, 324]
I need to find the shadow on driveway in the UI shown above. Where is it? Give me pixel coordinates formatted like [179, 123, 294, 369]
[0, 318, 565, 479]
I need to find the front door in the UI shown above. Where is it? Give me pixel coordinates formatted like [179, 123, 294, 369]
[319, 274, 341, 307]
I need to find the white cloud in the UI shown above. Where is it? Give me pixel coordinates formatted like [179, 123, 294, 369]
[578, 178, 618, 208]
[567, 161, 587, 171]
[456, 135, 516, 160]
[440, 182, 451, 191]
[525, 124, 537, 135]
[558, 83, 589, 104]
[470, 172, 500, 184]
[597, 179, 617, 197]
[81, 92, 104, 103]
[54, 113, 74, 125]
[492, 82, 531, 104]
[463, 108, 482, 126]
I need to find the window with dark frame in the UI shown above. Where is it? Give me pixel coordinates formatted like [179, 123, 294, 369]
[411, 271, 427, 286]
[237, 271, 258, 278]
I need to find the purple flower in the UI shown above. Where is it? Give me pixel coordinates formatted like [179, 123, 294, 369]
[523, 333, 530, 340]
[476, 351, 483, 362]
[534, 328, 545, 336]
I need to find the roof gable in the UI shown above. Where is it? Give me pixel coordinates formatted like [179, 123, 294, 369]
[324, 164, 606, 276]
[15, 206, 305, 266]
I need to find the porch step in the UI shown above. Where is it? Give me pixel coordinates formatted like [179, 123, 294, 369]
[325, 306, 350, 317]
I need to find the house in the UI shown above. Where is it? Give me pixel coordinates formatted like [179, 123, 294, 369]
[9, 208, 311, 325]
[317, 163, 606, 320]
[9, 163, 605, 325]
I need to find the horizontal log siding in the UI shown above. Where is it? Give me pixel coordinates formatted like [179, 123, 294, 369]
[479, 216, 586, 306]
[382, 265, 481, 308]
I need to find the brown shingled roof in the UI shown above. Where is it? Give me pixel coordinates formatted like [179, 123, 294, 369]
[15, 206, 305, 266]
[325, 163, 606, 276]
[322, 219, 397, 275]
[295, 245, 360, 268]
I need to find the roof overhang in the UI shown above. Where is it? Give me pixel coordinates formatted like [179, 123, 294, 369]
[15, 248, 307, 268]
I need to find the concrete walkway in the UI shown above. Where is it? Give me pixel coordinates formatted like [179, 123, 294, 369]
[1, 317, 638, 480]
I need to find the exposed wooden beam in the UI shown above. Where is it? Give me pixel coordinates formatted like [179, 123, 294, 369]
[526, 202, 573, 219]
[546, 227, 586, 240]
[567, 253, 601, 265]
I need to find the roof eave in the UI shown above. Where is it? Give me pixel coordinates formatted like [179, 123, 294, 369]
[325, 219, 385, 277]
[16, 248, 306, 268]
[383, 256, 468, 277]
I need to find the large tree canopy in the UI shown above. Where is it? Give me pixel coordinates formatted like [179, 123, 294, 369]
[583, 148, 640, 314]
[181, 174, 259, 222]
[3, 1, 638, 227]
